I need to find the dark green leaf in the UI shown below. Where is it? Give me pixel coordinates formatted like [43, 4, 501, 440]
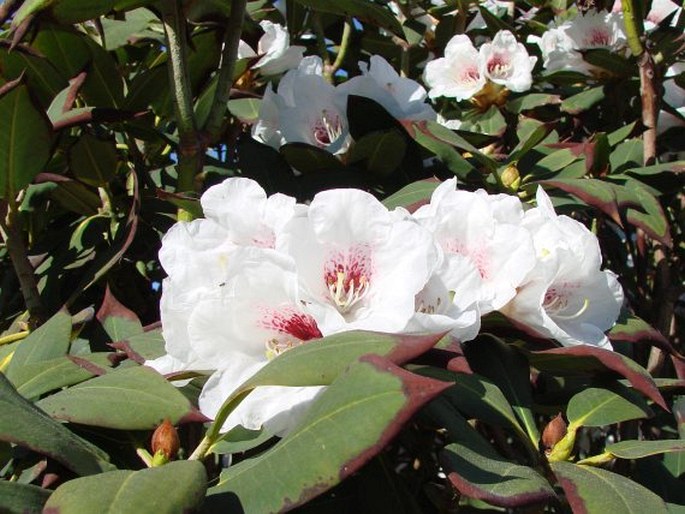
[607, 440, 685, 459]
[35, 366, 198, 429]
[561, 86, 605, 114]
[0, 481, 51, 514]
[567, 385, 653, 428]
[205, 356, 450, 512]
[209, 425, 274, 455]
[552, 461, 668, 514]
[441, 442, 555, 508]
[0, 373, 113, 475]
[0, 84, 52, 199]
[280, 143, 345, 174]
[347, 129, 407, 176]
[96, 286, 144, 342]
[381, 179, 438, 211]
[68, 133, 119, 186]
[43, 460, 207, 514]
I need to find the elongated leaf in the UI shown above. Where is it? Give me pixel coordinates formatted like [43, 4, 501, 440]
[96, 286, 144, 342]
[209, 426, 274, 456]
[441, 442, 555, 508]
[561, 86, 605, 114]
[412, 366, 528, 442]
[280, 143, 345, 174]
[529, 344, 667, 410]
[540, 178, 621, 225]
[0, 84, 52, 199]
[5, 310, 72, 378]
[347, 129, 407, 176]
[0, 46, 67, 108]
[552, 461, 668, 514]
[0, 374, 113, 475]
[110, 329, 165, 363]
[68, 132, 118, 186]
[43, 460, 207, 514]
[567, 385, 653, 428]
[0, 481, 51, 514]
[609, 311, 672, 350]
[382, 178, 439, 211]
[292, 0, 404, 37]
[205, 355, 450, 512]
[227, 97, 261, 123]
[606, 440, 685, 459]
[463, 336, 539, 446]
[36, 365, 199, 429]
[11, 354, 113, 400]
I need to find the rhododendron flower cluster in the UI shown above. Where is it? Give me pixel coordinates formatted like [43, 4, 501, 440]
[150, 177, 624, 435]
[424, 30, 536, 101]
[252, 55, 435, 154]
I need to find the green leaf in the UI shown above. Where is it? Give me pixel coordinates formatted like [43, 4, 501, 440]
[539, 178, 621, 224]
[606, 440, 685, 459]
[581, 48, 635, 77]
[227, 98, 262, 123]
[96, 286, 144, 342]
[280, 143, 345, 174]
[11, 354, 112, 400]
[460, 106, 507, 137]
[209, 425, 274, 455]
[561, 86, 605, 114]
[506, 93, 561, 113]
[347, 129, 407, 176]
[441, 442, 555, 508]
[610, 139, 643, 171]
[35, 366, 198, 430]
[381, 179, 438, 210]
[111, 329, 166, 363]
[205, 356, 450, 512]
[567, 385, 653, 428]
[31, 26, 91, 81]
[292, 0, 404, 38]
[552, 461, 668, 514]
[5, 310, 72, 377]
[0, 46, 67, 109]
[68, 133, 119, 186]
[463, 335, 540, 447]
[0, 373, 113, 475]
[0, 481, 51, 514]
[0, 84, 52, 199]
[43, 460, 207, 514]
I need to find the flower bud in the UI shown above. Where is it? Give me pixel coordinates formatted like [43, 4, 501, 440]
[541, 413, 567, 452]
[500, 164, 521, 192]
[151, 419, 180, 461]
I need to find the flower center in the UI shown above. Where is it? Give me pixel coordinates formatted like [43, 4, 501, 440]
[487, 54, 511, 79]
[585, 29, 611, 47]
[259, 307, 322, 359]
[444, 240, 491, 280]
[323, 247, 372, 313]
[460, 66, 481, 85]
[543, 285, 589, 320]
[312, 109, 343, 148]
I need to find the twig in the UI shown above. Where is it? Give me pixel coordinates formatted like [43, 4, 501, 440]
[0, 198, 45, 329]
[204, 0, 248, 144]
[160, 0, 203, 194]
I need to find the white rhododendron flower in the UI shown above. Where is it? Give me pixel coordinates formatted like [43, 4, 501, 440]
[612, 0, 681, 30]
[253, 57, 351, 154]
[237, 20, 304, 76]
[501, 187, 624, 348]
[200, 177, 303, 249]
[479, 30, 537, 92]
[424, 35, 486, 100]
[282, 189, 440, 334]
[414, 178, 536, 315]
[340, 55, 436, 121]
[532, 10, 627, 74]
[189, 247, 325, 436]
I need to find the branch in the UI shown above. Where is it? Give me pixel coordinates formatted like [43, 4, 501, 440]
[160, 0, 203, 194]
[204, 0, 247, 143]
[0, 199, 45, 329]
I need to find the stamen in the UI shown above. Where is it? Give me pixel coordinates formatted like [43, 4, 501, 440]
[553, 298, 590, 320]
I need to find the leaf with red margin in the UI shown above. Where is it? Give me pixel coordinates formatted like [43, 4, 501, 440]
[65, 171, 139, 307]
[551, 461, 668, 514]
[381, 178, 439, 213]
[441, 442, 555, 508]
[205, 355, 451, 512]
[528, 346, 667, 410]
[609, 310, 674, 354]
[539, 178, 621, 226]
[96, 285, 143, 342]
[110, 329, 165, 364]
